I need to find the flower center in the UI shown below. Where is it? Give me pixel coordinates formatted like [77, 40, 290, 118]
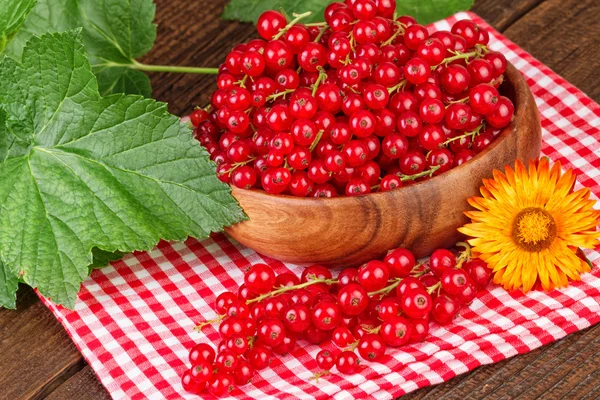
[512, 207, 557, 251]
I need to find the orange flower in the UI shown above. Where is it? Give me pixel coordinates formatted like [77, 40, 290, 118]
[459, 158, 600, 292]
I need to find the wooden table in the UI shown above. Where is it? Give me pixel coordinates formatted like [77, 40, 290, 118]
[1, 0, 598, 399]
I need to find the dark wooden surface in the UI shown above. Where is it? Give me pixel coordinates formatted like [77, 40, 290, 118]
[0, 0, 598, 399]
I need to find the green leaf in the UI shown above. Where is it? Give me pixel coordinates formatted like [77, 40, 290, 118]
[5, 0, 156, 97]
[0, 259, 18, 309]
[0, 0, 37, 53]
[89, 248, 125, 271]
[221, 0, 474, 25]
[222, 0, 329, 23]
[396, 0, 474, 25]
[0, 30, 245, 308]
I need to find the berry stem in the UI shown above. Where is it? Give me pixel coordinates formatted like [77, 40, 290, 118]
[381, 21, 406, 47]
[309, 130, 324, 152]
[440, 123, 485, 147]
[305, 22, 328, 27]
[310, 370, 331, 382]
[426, 281, 442, 295]
[368, 277, 403, 297]
[455, 241, 472, 268]
[399, 165, 441, 181]
[194, 314, 225, 331]
[311, 67, 328, 96]
[267, 89, 295, 102]
[246, 278, 339, 304]
[121, 60, 220, 74]
[388, 79, 408, 94]
[314, 25, 330, 43]
[272, 11, 313, 40]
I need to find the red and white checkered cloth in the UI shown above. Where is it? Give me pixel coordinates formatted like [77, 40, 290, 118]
[39, 12, 600, 400]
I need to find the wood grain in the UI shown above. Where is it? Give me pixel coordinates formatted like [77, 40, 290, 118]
[502, 0, 600, 102]
[44, 367, 110, 400]
[0, 287, 83, 400]
[226, 63, 542, 266]
[0, 0, 598, 399]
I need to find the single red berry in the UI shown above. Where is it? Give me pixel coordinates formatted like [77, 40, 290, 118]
[441, 64, 471, 94]
[244, 263, 276, 294]
[312, 300, 342, 330]
[345, 178, 371, 196]
[257, 317, 286, 347]
[451, 19, 479, 49]
[215, 349, 239, 373]
[441, 268, 471, 295]
[380, 315, 412, 347]
[336, 351, 360, 374]
[409, 317, 430, 342]
[401, 287, 433, 319]
[207, 371, 234, 397]
[248, 344, 272, 370]
[357, 260, 390, 292]
[429, 249, 457, 276]
[284, 304, 312, 333]
[316, 349, 337, 370]
[190, 360, 212, 383]
[404, 24, 429, 50]
[332, 326, 356, 348]
[378, 297, 402, 320]
[337, 283, 369, 316]
[380, 174, 402, 191]
[384, 248, 416, 277]
[469, 83, 500, 115]
[485, 96, 514, 128]
[404, 57, 431, 85]
[464, 259, 492, 289]
[233, 359, 254, 386]
[431, 295, 461, 325]
[189, 343, 216, 366]
[304, 325, 332, 344]
[272, 330, 297, 355]
[396, 276, 425, 298]
[257, 10, 287, 40]
[357, 333, 386, 361]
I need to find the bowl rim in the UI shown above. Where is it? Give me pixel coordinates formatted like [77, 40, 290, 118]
[231, 62, 527, 203]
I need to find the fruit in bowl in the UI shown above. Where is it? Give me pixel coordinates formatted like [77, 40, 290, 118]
[190, 5, 542, 266]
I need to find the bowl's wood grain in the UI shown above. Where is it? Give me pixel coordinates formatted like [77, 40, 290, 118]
[225, 63, 542, 267]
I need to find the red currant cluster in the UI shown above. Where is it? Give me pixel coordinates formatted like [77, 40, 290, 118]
[182, 244, 492, 396]
[190, 1, 513, 197]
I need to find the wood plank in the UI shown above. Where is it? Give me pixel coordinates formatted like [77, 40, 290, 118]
[44, 366, 110, 400]
[471, 0, 546, 31]
[0, 286, 84, 400]
[0, 0, 597, 399]
[502, 0, 600, 101]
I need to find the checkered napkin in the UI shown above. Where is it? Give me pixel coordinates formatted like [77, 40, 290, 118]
[39, 12, 600, 400]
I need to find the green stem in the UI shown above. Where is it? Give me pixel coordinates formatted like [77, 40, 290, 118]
[272, 11, 313, 40]
[314, 25, 330, 43]
[399, 165, 440, 181]
[131, 60, 219, 74]
[440, 123, 485, 147]
[368, 278, 403, 297]
[381, 21, 406, 47]
[309, 130, 324, 152]
[311, 67, 328, 97]
[246, 278, 338, 304]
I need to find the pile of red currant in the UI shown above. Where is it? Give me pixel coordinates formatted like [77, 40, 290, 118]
[189, 1, 513, 197]
[182, 244, 492, 396]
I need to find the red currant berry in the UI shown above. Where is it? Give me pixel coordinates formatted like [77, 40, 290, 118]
[332, 326, 356, 348]
[357, 333, 386, 361]
[464, 259, 492, 289]
[485, 96, 514, 128]
[189, 343, 216, 366]
[409, 317, 430, 342]
[401, 287, 433, 319]
[257, 317, 286, 347]
[451, 19, 479, 49]
[257, 10, 287, 40]
[316, 349, 337, 370]
[404, 57, 431, 85]
[233, 359, 254, 386]
[244, 263, 276, 294]
[336, 351, 360, 374]
[337, 283, 369, 316]
[384, 248, 416, 277]
[380, 315, 412, 346]
[441, 64, 471, 94]
[248, 344, 272, 370]
[431, 295, 460, 325]
[357, 261, 390, 292]
[469, 83, 500, 116]
[378, 297, 402, 320]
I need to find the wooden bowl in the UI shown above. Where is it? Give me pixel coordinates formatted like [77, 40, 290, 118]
[225, 63, 542, 267]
